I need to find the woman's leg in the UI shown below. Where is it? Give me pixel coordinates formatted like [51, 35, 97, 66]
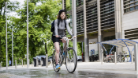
[61, 37, 69, 51]
[54, 42, 60, 64]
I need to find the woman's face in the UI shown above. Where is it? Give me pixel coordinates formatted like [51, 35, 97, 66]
[60, 12, 66, 20]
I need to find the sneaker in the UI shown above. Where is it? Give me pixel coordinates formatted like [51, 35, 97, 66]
[63, 52, 65, 55]
[56, 64, 60, 69]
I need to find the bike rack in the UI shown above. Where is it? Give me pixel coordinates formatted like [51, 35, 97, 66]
[97, 39, 138, 71]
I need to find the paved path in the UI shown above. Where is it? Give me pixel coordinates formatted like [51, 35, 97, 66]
[0, 62, 138, 78]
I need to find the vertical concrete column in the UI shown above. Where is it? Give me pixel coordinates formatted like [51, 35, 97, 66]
[97, 0, 102, 62]
[27, 0, 29, 69]
[82, 42, 83, 53]
[114, 0, 122, 39]
[72, 0, 77, 56]
[12, 26, 14, 66]
[5, 2, 8, 70]
[134, 44, 138, 71]
[82, 42, 84, 62]
[83, 0, 89, 62]
[114, 0, 122, 58]
[62, 0, 64, 9]
[121, 0, 124, 39]
[62, 0, 65, 53]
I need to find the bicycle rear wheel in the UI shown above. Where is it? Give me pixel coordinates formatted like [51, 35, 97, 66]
[52, 50, 60, 72]
[65, 48, 77, 73]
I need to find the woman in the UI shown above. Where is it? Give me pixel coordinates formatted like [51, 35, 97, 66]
[52, 9, 75, 69]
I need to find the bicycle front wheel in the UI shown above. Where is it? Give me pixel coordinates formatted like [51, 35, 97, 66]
[65, 48, 77, 73]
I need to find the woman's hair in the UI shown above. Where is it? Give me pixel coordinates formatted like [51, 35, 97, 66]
[57, 9, 67, 20]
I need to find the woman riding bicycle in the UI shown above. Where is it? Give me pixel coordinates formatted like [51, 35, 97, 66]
[52, 9, 75, 69]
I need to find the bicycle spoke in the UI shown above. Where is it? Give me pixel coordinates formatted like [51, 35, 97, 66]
[65, 48, 77, 73]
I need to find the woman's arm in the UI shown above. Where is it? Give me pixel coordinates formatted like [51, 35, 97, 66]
[66, 19, 73, 36]
[54, 19, 59, 37]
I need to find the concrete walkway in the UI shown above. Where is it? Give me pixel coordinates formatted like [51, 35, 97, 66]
[0, 62, 137, 75]
[76, 62, 136, 75]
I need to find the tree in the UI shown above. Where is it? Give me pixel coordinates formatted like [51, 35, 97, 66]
[0, 0, 19, 66]
[1, 0, 82, 66]
[9, 0, 63, 63]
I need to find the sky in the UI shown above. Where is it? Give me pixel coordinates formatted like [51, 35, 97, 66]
[9, 0, 25, 17]
[10, 0, 25, 6]
[9, 0, 42, 17]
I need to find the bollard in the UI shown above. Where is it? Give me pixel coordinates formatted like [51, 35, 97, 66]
[22, 60, 23, 67]
[134, 44, 138, 71]
[46, 54, 48, 68]
[36, 58, 38, 67]
[101, 49, 103, 65]
[15, 60, 17, 69]
[0, 63, 1, 70]
[50, 59, 52, 66]
[32, 61, 34, 67]
[131, 51, 133, 64]
[24, 61, 25, 67]
[115, 52, 116, 64]
[28, 59, 30, 67]
[101, 52, 103, 65]
[41, 59, 43, 66]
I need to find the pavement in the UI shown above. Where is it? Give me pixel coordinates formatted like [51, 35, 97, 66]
[0, 62, 138, 78]
[77, 62, 136, 74]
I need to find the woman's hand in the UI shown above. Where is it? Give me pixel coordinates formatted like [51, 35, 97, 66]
[56, 35, 59, 38]
[73, 36, 76, 38]
[60, 37, 67, 43]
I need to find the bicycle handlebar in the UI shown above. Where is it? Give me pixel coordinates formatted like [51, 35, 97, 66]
[68, 35, 75, 41]
[57, 35, 75, 41]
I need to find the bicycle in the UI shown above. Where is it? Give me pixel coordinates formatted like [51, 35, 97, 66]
[52, 36, 77, 73]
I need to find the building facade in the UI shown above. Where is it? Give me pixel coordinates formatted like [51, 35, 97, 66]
[64, 0, 138, 61]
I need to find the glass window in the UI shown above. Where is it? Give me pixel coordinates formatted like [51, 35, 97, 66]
[125, 8, 130, 12]
[124, 5, 129, 8]
[130, 0, 135, 3]
[124, 0, 138, 13]
[81, 1, 83, 5]
[135, 2, 138, 5]
[124, 2, 129, 5]
[130, 3, 134, 6]
[130, 7, 135, 11]
[76, 0, 83, 6]
[76, 0, 79, 6]
[124, 0, 129, 1]
[135, 6, 138, 9]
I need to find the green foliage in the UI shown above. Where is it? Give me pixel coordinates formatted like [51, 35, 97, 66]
[0, 0, 83, 66]
[66, 0, 71, 11]
[12, 0, 63, 63]
[0, 0, 19, 66]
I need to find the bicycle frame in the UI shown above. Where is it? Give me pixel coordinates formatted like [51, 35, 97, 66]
[52, 36, 77, 73]
[62, 37, 74, 52]
[59, 37, 74, 65]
